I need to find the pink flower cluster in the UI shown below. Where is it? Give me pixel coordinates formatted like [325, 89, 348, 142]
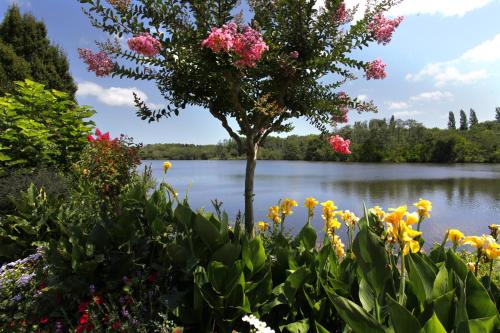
[335, 1, 348, 24]
[289, 51, 299, 59]
[87, 128, 117, 143]
[202, 22, 269, 68]
[108, 0, 131, 11]
[368, 14, 403, 45]
[127, 33, 162, 57]
[365, 59, 387, 80]
[78, 48, 114, 77]
[329, 135, 352, 155]
[332, 91, 349, 123]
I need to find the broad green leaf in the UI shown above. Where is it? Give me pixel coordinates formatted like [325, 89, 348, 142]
[445, 249, 468, 281]
[322, 283, 385, 333]
[419, 313, 447, 333]
[193, 213, 222, 251]
[466, 316, 499, 333]
[281, 319, 310, 333]
[352, 227, 394, 297]
[431, 264, 450, 299]
[207, 260, 243, 297]
[358, 278, 375, 312]
[295, 223, 317, 251]
[386, 295, 421, 333]
[432, 290, 454, 330]
[406, 253, 437, 303]
[464, 272, 498, 319]
[212, 242, 241, 266]
[284, 266, 309, 303]
[242, 236, 266, 274]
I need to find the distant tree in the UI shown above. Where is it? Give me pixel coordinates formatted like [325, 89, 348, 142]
[447, 111, 456, 130]
[0, 5, 76, 97]
[496, 107, 500, 122]
[469, 109, 478, 128]
[459, 110, 468, 131]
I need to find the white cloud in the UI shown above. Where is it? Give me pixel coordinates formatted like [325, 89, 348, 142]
[389, 0, 496, 17]
[77, 81, 148, 107]
[387, 101, 409, 110]
[406, 34, 500, 86]
[356, 94, 368, 101]
[461, 33, 500, 63]
[410, 91, 453, 102]
[393, 110, 422, 117]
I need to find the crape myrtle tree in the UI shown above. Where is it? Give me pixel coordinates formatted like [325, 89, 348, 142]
[77, 0, 403, 236]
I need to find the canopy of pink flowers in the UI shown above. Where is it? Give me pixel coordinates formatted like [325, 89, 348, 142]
[127, 33, 162, 57]
[335, 1, 348, 24]
[78, 48, 114, 77]
[368, 14, 404, 45]
[332, 92, 349, 123]
[202, 22, 269, 68]
[365, 59, 387, 80]
[329, 135, 351, 155]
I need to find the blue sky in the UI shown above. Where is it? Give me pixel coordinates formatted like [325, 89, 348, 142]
[1, 0, 500, 144]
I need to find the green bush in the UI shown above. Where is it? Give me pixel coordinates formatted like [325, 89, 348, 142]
[0, 80, 94, 174]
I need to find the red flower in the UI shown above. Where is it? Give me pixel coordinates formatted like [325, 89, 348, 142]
[79, 313, 89, 325]
[94, 296, 103, 305]
[87, 135, 95, 142]
[39, 317, 49, 324]
[147, 271, 159, 283]
[112, 321, 121, 330]
[78, 301, 90, 313]
[38, 281, 46, 290]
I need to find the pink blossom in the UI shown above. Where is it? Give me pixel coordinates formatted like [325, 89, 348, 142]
[368, 14, 403, 45]
[127, 33, 162, 57]
[78, 48, 114, 77]
[202, 23, 268, 68]
[107, 0, 131, 11]
[335, 1, 348, 24]
[289, 51, 299, 59]
[365, 59, 387, 80]
[332, 107, 349, 123]
[329, 135, 351, 155]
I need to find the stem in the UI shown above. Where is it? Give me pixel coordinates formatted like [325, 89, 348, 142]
[399, 249, 406, 305]
[488, 260, 494, 292]
[474, 252, 481, 276]
[244, 142, 258, 238]
[417, 216, 423, 232]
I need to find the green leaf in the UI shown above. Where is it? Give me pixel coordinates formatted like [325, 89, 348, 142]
[419, 313, 447, 333]
[322, 283, 385, 333]
[406, 253, 437, 303]
[242, 236, 266, 274]
[284, 266, 309, 304]
[386, 295, 421, 333]
[445, 249, 468, 281]
[432, 290, 454, 330]
[193, 213, 222, 251]
[212, 242, 241, 266]
[466, 316, 499, 333]
[352, 227, 394, 297]
[358, 278, 375, 312]
[464, 272, 498, 319]
[431, 264, 450, 300]
[281, 319, 310, 333]
[295, 223, 317, 251]
[207, 260, 243, 297]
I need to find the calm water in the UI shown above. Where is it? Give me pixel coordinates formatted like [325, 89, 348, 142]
[142, 160, 500, 243]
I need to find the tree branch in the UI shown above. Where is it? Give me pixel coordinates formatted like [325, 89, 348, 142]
[209, 105, 242, 150]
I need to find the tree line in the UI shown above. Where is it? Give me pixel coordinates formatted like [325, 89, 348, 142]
[141, 112, 500, 163]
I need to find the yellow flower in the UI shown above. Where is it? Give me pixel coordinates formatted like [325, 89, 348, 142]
[414, 198, 432, 219]
[489, 224, 500, 239]
[163, 161, 172, 173]
[82, 168, 89, 177]
[321, 201, 340, 235]
[384, 205, 407, 226]
[462, 235, 492, 250]
[466, 262, 476, 273]
[332, 235, 345, 259]
[405, 212, 419, 226]
[447, 229, 464, 246]
[401, 223, 422, 255]
[267, 205, 281, 224]
[304, 197, 319, 211]
[280, 198, 298, 217]
[325, 218, 341, 236]
[485, 242, 500, 260]
[370, 206, 385, 220]
[257, 221, 269, 232]
[336, 210, 359, 227]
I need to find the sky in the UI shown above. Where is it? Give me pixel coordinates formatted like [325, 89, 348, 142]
[1, 0, 499, 144]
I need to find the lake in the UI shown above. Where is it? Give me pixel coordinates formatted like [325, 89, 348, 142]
[142, 160, 500, 243]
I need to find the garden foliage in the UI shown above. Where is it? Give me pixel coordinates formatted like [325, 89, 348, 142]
[0, 80, 95, 174]
[1, 163, 498, 332]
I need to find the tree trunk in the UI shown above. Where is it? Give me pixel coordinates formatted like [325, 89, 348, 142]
[244, 141, 258, 238]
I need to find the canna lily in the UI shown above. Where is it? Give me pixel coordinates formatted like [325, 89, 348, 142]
[414, 198, 432, 219]
[405, 212, 419, 226]
[485, 242, 500, 260]
[336, 210, 359, 227]
[280, 198, 298, 217]
[304, 197, 319, 212]
[163, 161, 172, 172]
[332, 235, 346, 259]
[370, 205, 385, 220]
[462, 235, 493, 250]
[267, 205, 281, 224]
[321, 201, 340, 235]
[257, 221, 269, 232]
[447, 229, 464, 247]
[384, 205, 407, 226]
[401, 225, 422, 255]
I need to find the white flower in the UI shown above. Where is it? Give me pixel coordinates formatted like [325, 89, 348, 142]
[242, 315, 275, 333]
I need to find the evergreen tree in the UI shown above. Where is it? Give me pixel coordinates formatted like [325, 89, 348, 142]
[459, 110, 468, 131]
[496, 107, 500, 122]
[389, 115, 396, 130]
[469, 108, 478, 128]
[448, 111, 456, 130]
[0, 5, 76, 97]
